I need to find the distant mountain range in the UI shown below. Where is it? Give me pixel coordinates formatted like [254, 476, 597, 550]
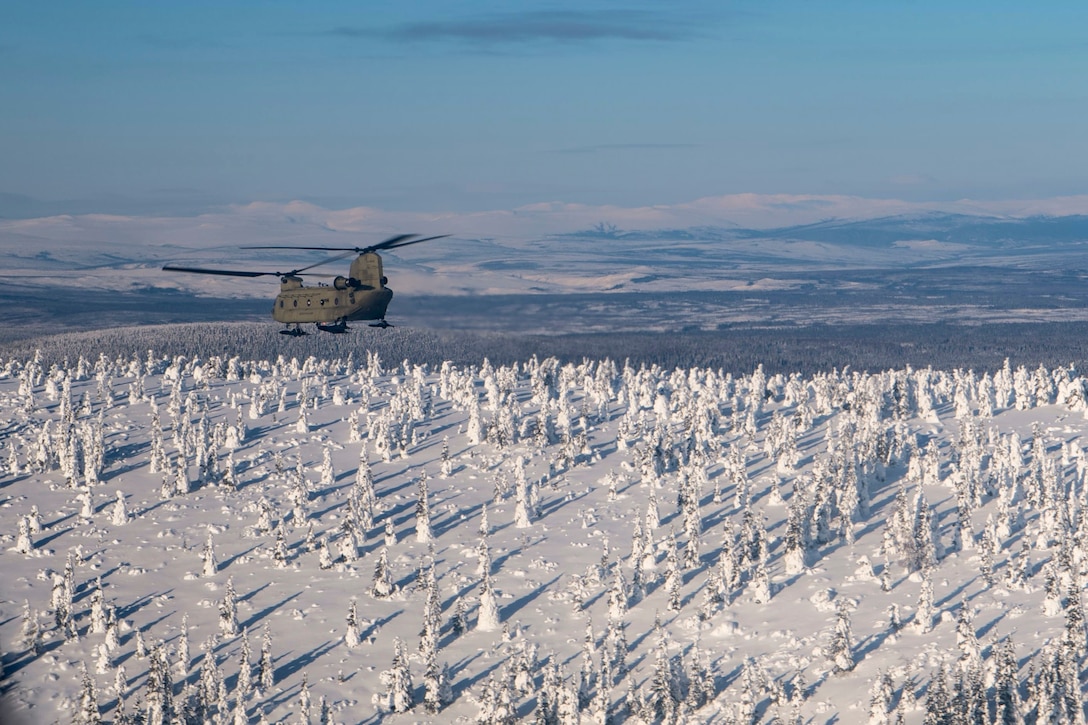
[3, 204, 1088, 303]
[563, 211, 1088, 249]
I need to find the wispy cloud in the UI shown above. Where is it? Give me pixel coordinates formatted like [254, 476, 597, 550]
[552, 143, 700, 154]
[328, 10, 702, 49]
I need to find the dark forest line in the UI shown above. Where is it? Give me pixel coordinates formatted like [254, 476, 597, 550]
[3, 320, 1088, 376]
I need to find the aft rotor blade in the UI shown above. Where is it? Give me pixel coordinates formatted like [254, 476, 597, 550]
[371, 234, 449, 252]
[241, 235, 418, 254]
[361, 233, 422, 252]
[162, 265, 272, 278]
[290, 249, 357, 275]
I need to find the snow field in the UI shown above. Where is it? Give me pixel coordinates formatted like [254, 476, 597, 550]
[1, 350, 1088, 723]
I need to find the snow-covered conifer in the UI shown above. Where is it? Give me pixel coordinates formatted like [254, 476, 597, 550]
[954, 599, 980, 664]
[607, 565, 628, 621]
[272, 521, 289, 568]
[513, 463, 532, 529]
[827, 601, 855, 674]
[27, 504, 41, 534]
[337, 522, 358, 564]
[1042, 561, 1063, 616]
[477, 567, 501, 632]
[647, 628, 681, 723]
[924, 664, 951, 724]
[13, 514, 33, 554]
[237, 627, 253, 701]
[993, 637, 1020, 725]
[371, 546, 395, 599]
[912, 572, 935, 634]
[868, 671, 894, 725]
[254, 496, 274, 535]
[296, 673, 312, 725]
[175, 614, 191, 676]
[110, 490, 129, 526]
[908, 490, 939, 573]
[663, 532, 683, 612]
[439, 436, 453, 478]
[319, 445, 334, 488]
[1063, 579, 1086, 657]
[423, 659, 452, 715]
[350, 453, 376, 536]
[415, 469, 433, 543]
[345, 599, 361, 649]
[466, 394, 484, 445]
[450, 595, 469, 638]
[750, 550, 773, 605]
[258, 623, 274, 693]
[378, 637, 414, 713]
[89, 578, 108, 634]
[318, 536, 334, 570]
[198, 638, 222, 717]
[577, 622, 597, 710]
[146, 641, 175, 724]
[75, 661, 101, 725]
[15, 600, 41, 654]
[78, 489, 94, 520]
[219, 576, 238, 636]
[172, 455, 190, 497]
[420, 560, 450, 712]
[201, 533, 218, 577]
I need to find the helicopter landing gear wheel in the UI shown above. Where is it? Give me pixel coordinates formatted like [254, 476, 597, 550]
[369, 319, 393, 329]
[279, 324, 307, 337]
[317, 320, 350, 334]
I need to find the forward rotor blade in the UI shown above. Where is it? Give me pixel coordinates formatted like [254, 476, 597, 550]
[162, 265, 272, 278]
[240, 233, 447, 255]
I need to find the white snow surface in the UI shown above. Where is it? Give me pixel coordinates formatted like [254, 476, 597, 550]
[1, 349, 1087, 723]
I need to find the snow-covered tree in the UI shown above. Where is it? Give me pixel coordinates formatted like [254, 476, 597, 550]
[377, 637, 414, 713]
[345, 599, 361, 649]
[415, 469, 433, 543]
[372, 546, 395, 599]
[219, 576, 238, 636]
[827, 601, 855, 674]
[201, 533, 218, 577]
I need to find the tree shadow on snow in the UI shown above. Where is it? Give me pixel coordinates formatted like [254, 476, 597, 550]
[501, 575, 560, 622]
[118, 589, 173, 620]
[34, 525, 74, 550]
[273, 639, 338, 683]
[220, 543, 261, 571]
[240, 590, 301, 632]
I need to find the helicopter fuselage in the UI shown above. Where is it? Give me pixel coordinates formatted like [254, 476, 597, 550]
[164, 236, 446, 333]
[271, 252, 393, 324]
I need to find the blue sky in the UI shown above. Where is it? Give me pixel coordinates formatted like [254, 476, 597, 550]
[3, 1, 1088, 216]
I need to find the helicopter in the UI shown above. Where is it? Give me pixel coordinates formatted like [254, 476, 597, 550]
[162, 234, 447, 336]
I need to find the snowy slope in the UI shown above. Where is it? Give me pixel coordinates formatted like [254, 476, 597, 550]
[2, 349, 1088, 723]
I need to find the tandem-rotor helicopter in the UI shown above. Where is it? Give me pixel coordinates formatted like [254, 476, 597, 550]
[162, 234, 447, 336]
